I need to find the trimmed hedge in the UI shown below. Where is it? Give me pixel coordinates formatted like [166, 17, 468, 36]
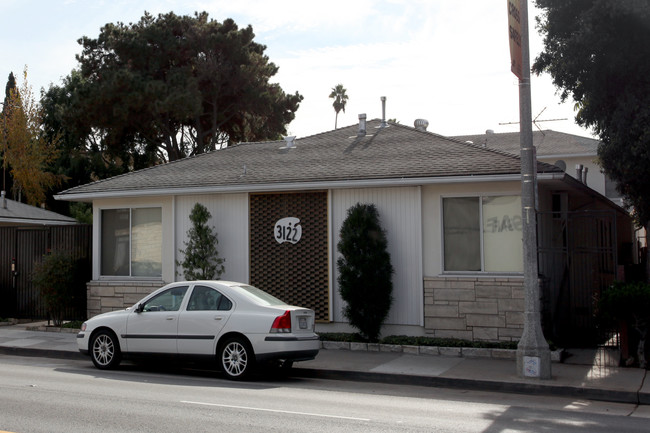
[318, 333, 520, 350]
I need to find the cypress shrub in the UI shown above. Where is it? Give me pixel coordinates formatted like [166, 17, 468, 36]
[337, 203, 393, 341]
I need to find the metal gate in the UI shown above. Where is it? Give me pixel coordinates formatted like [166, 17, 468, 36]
[537, 210, 617, 346]
[0, 225, 91, 320]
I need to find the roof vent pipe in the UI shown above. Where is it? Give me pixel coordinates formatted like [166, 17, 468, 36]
[414, 119, 429, 132]
[486, 129, 495, 134]
[358, 113, 367, 136]
[1, 190, 5, 210]
[380, 96, 387, 127]
[283, 135, 296, 148]
[575, 164, 583, 181]
[582, 166, 588, 185]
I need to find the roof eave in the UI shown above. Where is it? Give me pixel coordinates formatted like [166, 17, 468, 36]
[56, 173, 564, 201]
[0, 217, 78, 225]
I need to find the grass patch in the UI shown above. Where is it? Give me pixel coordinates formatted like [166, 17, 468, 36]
[61, 320, 84, 329]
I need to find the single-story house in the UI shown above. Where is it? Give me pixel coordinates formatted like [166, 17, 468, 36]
[56, 118, 634, 342]
[452, 130, 623, 207]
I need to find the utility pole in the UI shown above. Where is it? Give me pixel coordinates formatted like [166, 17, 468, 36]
[508, 0, 551, 379]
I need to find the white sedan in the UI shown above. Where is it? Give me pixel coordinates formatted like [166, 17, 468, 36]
[77, 281, 320, 379]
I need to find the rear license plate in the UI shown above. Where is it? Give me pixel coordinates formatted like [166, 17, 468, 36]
[299, 317, 307, 329]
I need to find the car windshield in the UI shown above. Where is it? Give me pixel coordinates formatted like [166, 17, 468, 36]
[235, 284, 287, 306]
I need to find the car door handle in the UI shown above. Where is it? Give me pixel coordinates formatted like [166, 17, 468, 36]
[214, 317, 222, 321]
[166, 316, 175, 320]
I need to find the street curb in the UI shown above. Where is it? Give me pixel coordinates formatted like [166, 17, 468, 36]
[2, 345, 646, 406]
[291, 367, 645, 405]
[0, 346, 86, 361]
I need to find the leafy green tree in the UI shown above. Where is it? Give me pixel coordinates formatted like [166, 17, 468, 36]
[46, 11, 302, 166]
[337, 203, 393, 341]
[40, 70, 130, 214]
[177, 203, 225, 280]
[532, 0, 650, 279]
[329, 84, 348, 129]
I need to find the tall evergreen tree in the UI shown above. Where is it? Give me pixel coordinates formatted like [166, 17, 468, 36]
[43, 11, 302, 168]
[337, 203, 393, 341]
[1, 72, 17, 196]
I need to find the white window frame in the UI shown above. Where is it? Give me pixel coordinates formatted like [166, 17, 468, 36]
[441, 194, 523, 275]
[99, 206, 163, 279]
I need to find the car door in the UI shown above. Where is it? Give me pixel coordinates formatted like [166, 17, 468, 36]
[177, 284, 234, 355]
[125, 286, 189, 354]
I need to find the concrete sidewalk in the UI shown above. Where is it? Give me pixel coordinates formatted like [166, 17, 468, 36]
[0, 322, 647, 404]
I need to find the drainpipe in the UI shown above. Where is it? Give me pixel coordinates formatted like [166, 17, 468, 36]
[575, 164, 583, 182]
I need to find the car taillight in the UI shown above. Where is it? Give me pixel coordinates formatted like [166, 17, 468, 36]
[270, 310, 292, 333]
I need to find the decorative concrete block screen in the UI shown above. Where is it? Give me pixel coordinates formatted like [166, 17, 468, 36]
[424, 277, 524, 341]
[249, 192, 329, 321]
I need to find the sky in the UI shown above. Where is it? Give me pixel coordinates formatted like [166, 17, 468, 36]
[0, 0, 596, 140]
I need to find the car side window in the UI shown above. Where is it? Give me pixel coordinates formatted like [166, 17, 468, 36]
[142, 286, 188, 312]
[187, 285, 232, 311]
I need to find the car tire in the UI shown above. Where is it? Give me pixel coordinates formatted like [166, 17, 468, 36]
[91, 330, 122, 370]
[219, 337, 254, 380]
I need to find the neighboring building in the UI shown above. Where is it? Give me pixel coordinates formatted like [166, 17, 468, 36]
[0, 192, 77, 226]
[451, 130, 624, 206]
[56, 119, 634, 343]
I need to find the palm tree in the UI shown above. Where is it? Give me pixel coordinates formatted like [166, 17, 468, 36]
[329, 84, 348, 129]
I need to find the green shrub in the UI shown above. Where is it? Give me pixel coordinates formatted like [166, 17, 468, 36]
[32, 252, 85, 326]
[337, 203, 393, 342]
[318, 333, 520, 350]
[177, 203, 225, 280]
[597, 281, 650, 368]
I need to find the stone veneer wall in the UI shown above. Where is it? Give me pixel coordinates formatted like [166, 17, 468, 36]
[86, 280, 165, 318]
[424, 276, 524, 342]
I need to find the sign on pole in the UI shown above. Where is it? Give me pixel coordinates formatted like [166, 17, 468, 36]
[508, 0, 523, 80]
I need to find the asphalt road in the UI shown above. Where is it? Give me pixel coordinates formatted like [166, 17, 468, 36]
[0, 355, 649, 433]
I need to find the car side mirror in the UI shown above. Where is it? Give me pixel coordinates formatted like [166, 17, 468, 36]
[135, 303, 144, 313]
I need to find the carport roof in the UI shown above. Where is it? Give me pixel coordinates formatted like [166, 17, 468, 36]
[57, 119, 563, 201]
[0, 197, 77, 225]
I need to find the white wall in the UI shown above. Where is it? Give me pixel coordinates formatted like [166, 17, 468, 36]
[331, 187, 423, 326]
[174, 193, 249, 283]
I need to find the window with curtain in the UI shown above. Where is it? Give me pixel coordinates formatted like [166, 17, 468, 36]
[101, 208, 162, 277]
[443, 196, 523, 273]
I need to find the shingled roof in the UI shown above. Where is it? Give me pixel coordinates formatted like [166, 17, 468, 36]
[451, 130, 599, 157]
[57, 120, 563, 200]
[0, 197, 77, 226]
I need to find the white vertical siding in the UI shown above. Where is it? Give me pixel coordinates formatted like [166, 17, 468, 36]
[332, 187, 423, 326]
[175, 194, 249, 283]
